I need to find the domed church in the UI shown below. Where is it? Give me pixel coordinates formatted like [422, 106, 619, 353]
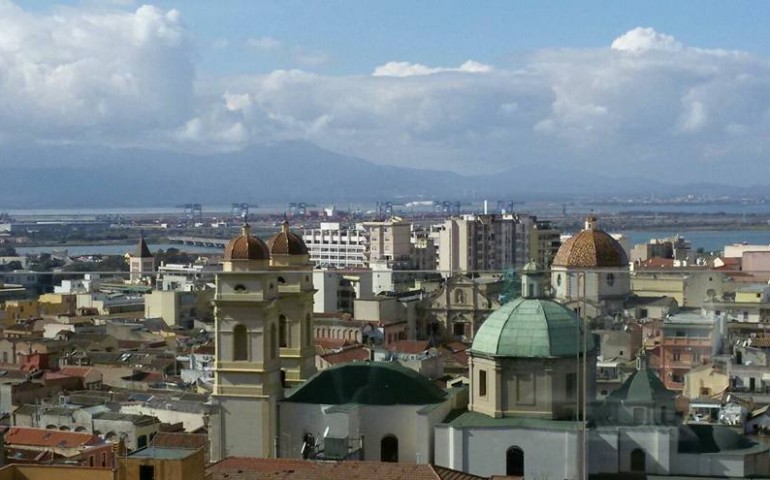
[551, 216, 630, 319]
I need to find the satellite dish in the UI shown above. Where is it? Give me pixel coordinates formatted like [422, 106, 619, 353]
[323, 426, 330, 438]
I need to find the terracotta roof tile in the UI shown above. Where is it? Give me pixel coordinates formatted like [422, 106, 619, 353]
[267, 220, 309, 256]
[553, 219, 627, 268]
[388, 340, 430, 354]
[5, 427, 101, 448]
[151, 432, 207, 450]
[207, 458, 486, 480]
[320, 345, 370, 365]
[224, 224, 270, 261]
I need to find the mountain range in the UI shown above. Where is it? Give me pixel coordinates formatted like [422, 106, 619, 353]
[0, 141, 756, 209]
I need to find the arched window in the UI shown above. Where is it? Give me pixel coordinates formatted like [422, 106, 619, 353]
[279, 314, 289, 348]
[630, 448, 645, 472]
[233, 324, 248, 361]
[270, 323, 278, 360]
[380, 434, 398, 462]
[506, 446, 524, 476]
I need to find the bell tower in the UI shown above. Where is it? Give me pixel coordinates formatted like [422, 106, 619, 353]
[266, 220, 316, 386]
[210, 225, 282, 461]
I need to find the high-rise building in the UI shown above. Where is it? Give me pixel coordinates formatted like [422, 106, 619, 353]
[437, 214, 534, 276]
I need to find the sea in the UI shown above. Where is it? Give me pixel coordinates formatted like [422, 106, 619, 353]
[8, 201, 770, 256]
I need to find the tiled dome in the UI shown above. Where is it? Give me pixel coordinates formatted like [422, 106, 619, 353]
[266, 220, 308, 256]
[552, 216, 628, 268]
[224, 224, 270, 261]
[471, 297, 593, 358]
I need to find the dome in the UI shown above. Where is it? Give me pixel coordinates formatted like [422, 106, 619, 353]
[284, 362, 447, 405]
[471, 297, 592, 358]
[552, 216, 628, 268]
[607, 368, 676, 404]
[223, 224, 270, 261]
[266, 220, 308, 256]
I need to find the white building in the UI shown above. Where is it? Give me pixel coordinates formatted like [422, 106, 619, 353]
[303, 222, 367, 268]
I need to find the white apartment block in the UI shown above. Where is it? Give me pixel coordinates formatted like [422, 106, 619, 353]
[438, 213, 534, 275]
[302, 222, 367, 268]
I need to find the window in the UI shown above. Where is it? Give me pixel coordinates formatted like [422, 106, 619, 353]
[233, 324, 248, 361]
[453, 322, 465, 337]
[234, 284, 246, 293]
[566, 373, 577, 400]
[606, 273, 615, 286]
[672, 351, 681, 361]
[630, 448, 646, 472]
[556, 274, 562, 286]
[139, 465, 155, 480]
[479, 370, 487, 397]
[506, 446, 524, 476]
[380, 435, 398, 462]
[279, 314, 289, 348]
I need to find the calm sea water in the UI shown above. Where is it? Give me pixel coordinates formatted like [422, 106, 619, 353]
[16, 243, 222, 256]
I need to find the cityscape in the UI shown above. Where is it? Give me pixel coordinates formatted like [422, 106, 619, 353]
[2, 2, 770, 480]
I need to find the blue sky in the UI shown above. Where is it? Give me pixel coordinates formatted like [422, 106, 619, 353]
[19, 1, 770, 75]
[4, 1, 770, 183]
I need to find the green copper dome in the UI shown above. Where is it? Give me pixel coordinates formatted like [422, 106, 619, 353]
[471, 297, 592, 358]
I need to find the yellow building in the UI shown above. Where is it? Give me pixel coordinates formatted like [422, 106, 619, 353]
[38, 293, 77, 316]
[0, 446, 204, 480]
[0, 299, 39, 326]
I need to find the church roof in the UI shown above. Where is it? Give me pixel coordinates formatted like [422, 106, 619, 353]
[266, 220, 308, 256]
[471, 297, 592, 358]
[134, 237, 153, 258]
[678, 424, 765, 454]
[224, 224, 270, 261]
[607, 368, 676, 404]
[283, 361, 447, 405]
[552, 217, 628, 268]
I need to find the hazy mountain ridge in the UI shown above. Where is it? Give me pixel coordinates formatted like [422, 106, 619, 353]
[0, 142, 746, 209]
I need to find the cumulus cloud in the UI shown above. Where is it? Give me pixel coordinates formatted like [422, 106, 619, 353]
[372, 60, 493, 77]
[611, 27, 683, 53]
[0, 1, 194, 145]
[0, 7, 769, 184]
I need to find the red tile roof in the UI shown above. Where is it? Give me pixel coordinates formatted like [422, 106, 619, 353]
[207, 458, 487, 480]
[151, 432, 207, 450]
[388, 340, 429, 355]
[638, 257, 675, 269]
[5, 427, 101, 448]
[320, 346, 371, 365]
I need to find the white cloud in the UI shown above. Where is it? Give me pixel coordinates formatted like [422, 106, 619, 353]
[611, 27, 683, 53]
[372, 59, 493, 77]
[0, 9, 769, 184]
[246, 36, 282, 51]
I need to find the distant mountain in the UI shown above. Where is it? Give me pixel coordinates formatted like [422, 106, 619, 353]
[0, 141, 758, 208]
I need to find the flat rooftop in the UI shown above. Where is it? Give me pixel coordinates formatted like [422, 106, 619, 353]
[128, 446, 199, 460]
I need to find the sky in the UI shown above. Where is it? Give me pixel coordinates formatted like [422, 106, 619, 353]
[4, 0, 770, 183]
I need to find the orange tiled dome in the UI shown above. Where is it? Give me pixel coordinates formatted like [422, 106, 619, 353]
[552, 216, 628, 268]
[224, 224, 270, 261]
[266, 220, 308, 255]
